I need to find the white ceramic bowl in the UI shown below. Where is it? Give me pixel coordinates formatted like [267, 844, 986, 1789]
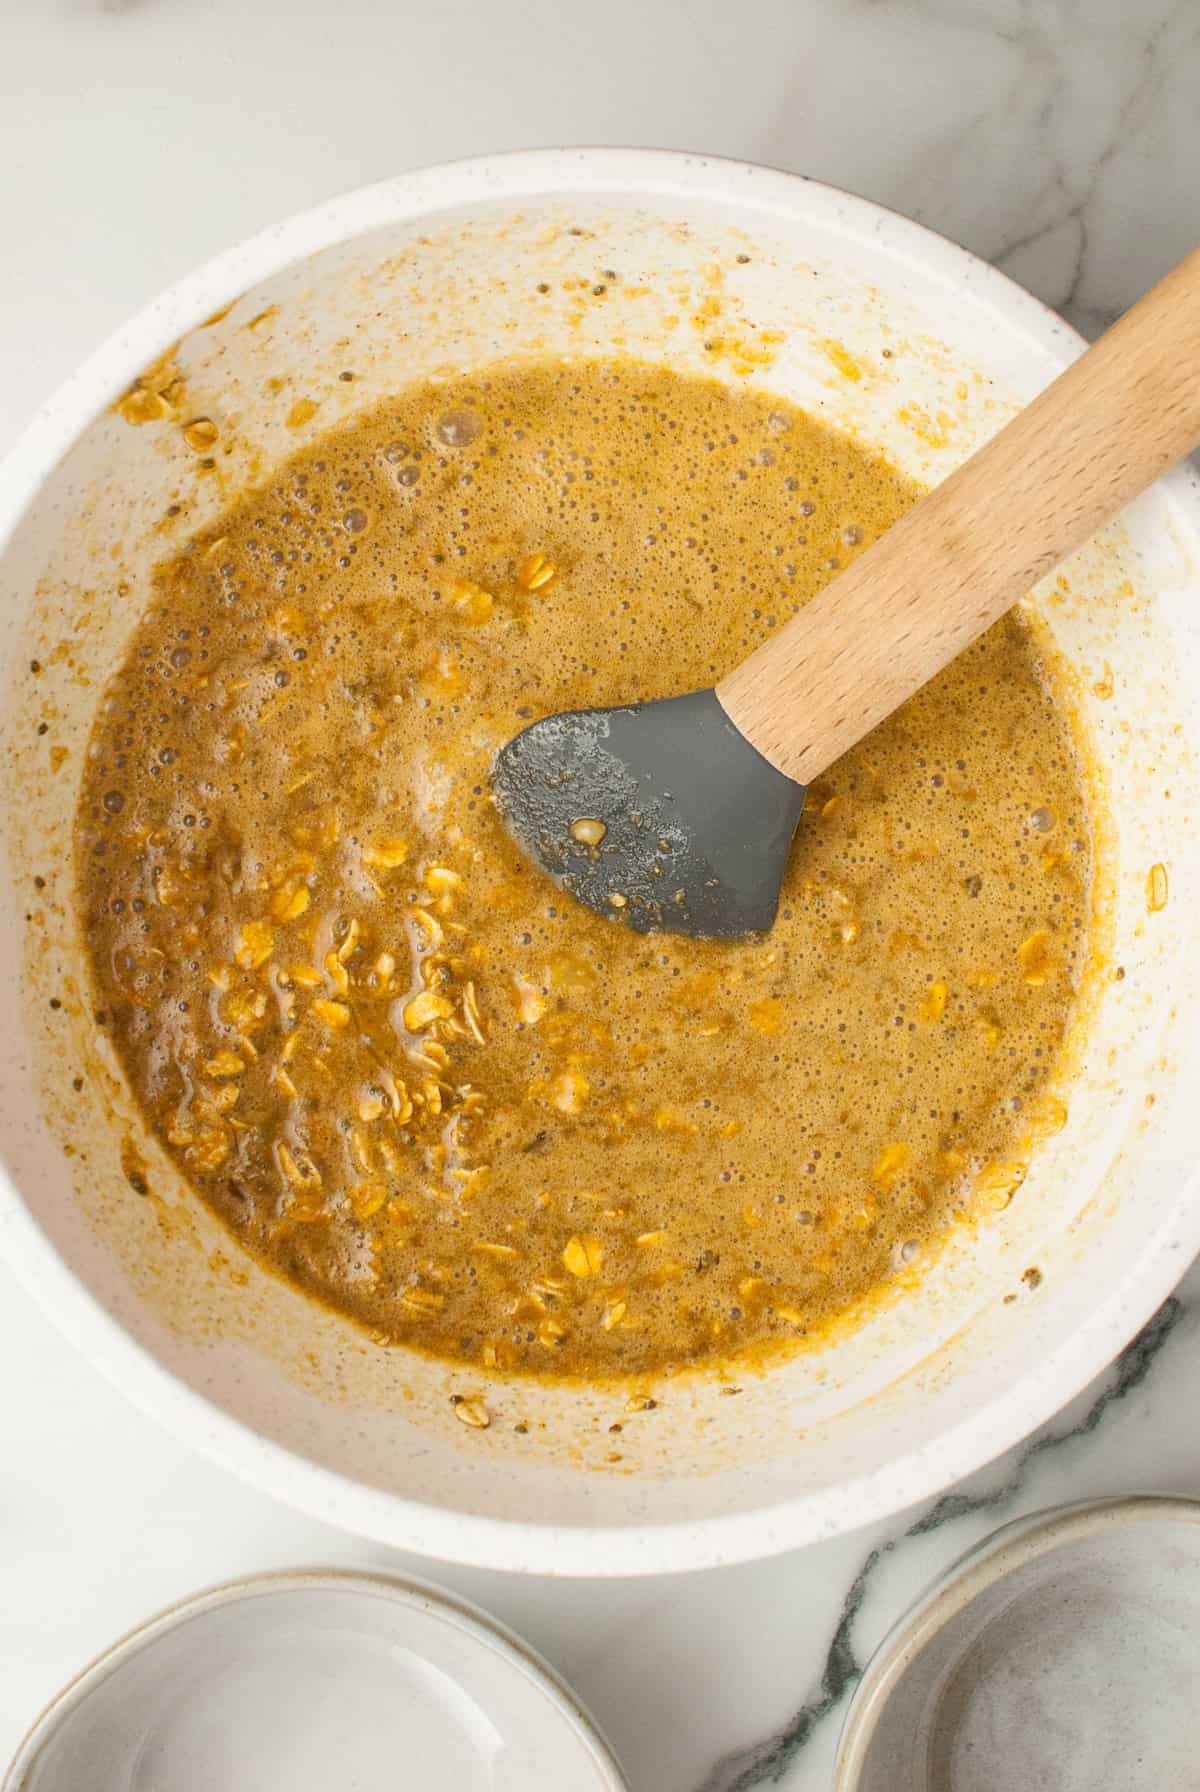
[4, 1569, 627, 1791]
[1, 150, 1198, 1575]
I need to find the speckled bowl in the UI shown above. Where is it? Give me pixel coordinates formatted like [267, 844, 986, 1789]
[835, 1496, 1200, 1791]
[1, 151, 1198, 1574]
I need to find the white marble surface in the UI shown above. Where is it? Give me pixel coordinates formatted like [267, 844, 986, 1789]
[2, 1, 1199, 1786]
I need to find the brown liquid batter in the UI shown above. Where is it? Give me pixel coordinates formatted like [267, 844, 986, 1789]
[76, 360, 1091, 1377]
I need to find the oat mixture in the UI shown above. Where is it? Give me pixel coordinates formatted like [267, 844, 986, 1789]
[76, 360, 1091, 1377]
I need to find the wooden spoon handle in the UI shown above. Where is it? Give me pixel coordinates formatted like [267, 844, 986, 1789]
[717, 244, 1200, 786]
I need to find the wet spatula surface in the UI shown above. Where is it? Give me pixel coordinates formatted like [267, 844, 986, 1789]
[494, 245, 1200, 938]
[493, 689, 806, 937]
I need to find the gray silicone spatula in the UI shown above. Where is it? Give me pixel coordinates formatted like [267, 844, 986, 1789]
[494, 245, 1200, 938]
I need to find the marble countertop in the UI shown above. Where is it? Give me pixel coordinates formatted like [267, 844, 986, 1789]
[2, 2, 1198, 1786]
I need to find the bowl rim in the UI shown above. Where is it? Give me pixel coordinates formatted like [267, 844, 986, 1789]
[833, 1493, 1200, 1788]
[1, 1564, 629, 1790]
[1, 146, 1199, 1575]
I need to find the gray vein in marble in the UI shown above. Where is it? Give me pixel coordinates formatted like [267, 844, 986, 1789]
[993, 7, 1174, 333]
[760, 0, 1197, 342]
[695, 1294, 1184, 1792]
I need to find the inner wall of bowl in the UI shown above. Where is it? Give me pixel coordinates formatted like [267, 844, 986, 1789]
[2, 187, 1198, 1537]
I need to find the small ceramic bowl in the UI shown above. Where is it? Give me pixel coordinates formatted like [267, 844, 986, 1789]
[4, 1568, 628, 1792]
[835, 1495, 1200, 1792]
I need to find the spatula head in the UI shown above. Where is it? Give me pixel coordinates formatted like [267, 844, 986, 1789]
[492, 687, 807, 939]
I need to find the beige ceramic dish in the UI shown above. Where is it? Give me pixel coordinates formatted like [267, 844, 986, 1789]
[835, 1496, 1200, 1791]
[0, 151, 1198, 1573]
